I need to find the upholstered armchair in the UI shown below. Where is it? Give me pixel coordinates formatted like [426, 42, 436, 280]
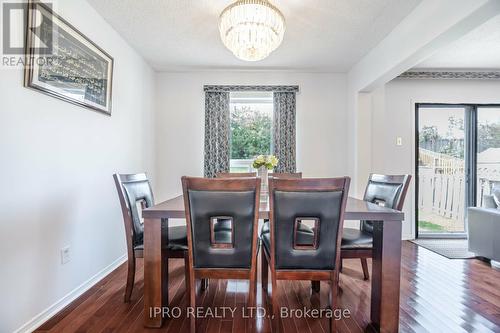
[468, 192, 500, 262]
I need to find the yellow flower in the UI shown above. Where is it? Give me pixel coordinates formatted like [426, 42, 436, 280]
[269, 155, 279, 167]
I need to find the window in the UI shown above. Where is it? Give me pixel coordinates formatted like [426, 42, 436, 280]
[229, 91, 273, 172]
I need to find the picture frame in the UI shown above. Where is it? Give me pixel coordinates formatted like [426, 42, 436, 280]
[24, 1, 114, 115]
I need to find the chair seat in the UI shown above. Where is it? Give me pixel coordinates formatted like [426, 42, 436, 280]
[134, 225, 188, 251]
[133, 225, 236, 252]
[260, 223, 316, 253]
[213, 218, 233, 232]
[260, 220, 315, 235]
[261, 231, 271, 254]
[214, 230, 233, 243]
[341, 228, 373, 249]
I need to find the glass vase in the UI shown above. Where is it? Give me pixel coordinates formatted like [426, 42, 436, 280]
[257, 166, 268, 199]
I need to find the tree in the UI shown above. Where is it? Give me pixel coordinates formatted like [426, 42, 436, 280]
[478, 121, 500, 153]
[440, 116, 464, 159]
[419, 116, 465, 159]
[230, 106, 272, 159]
[419, 125, 439, 151]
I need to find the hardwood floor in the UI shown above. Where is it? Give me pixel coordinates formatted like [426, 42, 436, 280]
[35, 241, 500, 333]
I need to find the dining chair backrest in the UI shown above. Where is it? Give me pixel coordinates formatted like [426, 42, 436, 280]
[216, 172, 256, 178]
[361, 174, 411, 233]
[268, 177, 350, 270]
[182, 177, 261, 269]
[269, 172, 303, 179]
[113, 173, 153, 249]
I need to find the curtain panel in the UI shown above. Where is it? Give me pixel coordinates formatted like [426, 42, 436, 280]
[204, 91, 230, 178]
[273, 91, 297, 173]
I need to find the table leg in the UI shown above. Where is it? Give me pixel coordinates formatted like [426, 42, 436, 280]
[144, 218, 168, 327]
[371, 220, 402, 333]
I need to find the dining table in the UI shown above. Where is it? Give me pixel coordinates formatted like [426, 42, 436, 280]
[142, 194, 405, 333]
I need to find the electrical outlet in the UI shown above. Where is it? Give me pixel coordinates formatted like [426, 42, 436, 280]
[396, 137, 403, 146]
[61, 246, 71, 265]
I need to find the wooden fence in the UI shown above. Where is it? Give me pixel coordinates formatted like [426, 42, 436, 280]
[419, 147, 500, 209]
[418, 167, 465, 222]
[419, 148, 464, 175]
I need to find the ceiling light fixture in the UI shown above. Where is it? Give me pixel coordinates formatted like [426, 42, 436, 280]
[219, 0, 285, 62]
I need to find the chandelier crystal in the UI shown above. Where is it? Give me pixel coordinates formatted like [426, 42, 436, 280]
[219, 0, 285, 62]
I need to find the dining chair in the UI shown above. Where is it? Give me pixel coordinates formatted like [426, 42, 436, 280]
[261, 177, 350, 333]
[182, 176, 261, 333]
[341, 173, 411, 280]
[113, 173, 189, 302]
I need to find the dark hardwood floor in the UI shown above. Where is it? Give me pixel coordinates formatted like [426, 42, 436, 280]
[35, 241, 500, 333]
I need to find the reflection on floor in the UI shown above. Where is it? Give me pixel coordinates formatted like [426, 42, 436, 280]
[35, 241, 500, 333]
[410, 238, 476, 259]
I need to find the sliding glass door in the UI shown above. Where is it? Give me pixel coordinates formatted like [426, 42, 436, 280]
[416, 106, 468, 236]
[416, 104, 500, 238]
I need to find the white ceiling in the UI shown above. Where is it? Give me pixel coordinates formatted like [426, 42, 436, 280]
[87, 0, 421, 72]
[415, 14, 500, 70]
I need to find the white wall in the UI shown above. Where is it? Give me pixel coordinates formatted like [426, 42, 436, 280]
[0, 1, 155, 332]
[365, 78, 500, 239]
[346, 0, 498, 197]
[154, 71, 348, 201]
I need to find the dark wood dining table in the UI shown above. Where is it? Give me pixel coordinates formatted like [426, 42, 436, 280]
[142, 195, 404, 333]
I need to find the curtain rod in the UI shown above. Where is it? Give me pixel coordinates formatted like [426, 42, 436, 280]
[203, 85, 299, 93]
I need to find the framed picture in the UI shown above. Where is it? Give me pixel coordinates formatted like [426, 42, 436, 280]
[24, 1, 113, 115]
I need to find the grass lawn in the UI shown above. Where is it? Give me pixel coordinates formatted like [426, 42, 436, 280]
[418, 220, 445, 231]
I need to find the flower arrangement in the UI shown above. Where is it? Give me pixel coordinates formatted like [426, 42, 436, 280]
[252, 155, 279, 170]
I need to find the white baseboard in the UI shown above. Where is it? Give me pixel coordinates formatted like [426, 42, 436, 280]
[14, 254, 127, 333]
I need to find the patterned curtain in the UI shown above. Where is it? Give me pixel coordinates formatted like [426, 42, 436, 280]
[273, 91, 297, 173]
[204, 91, 230, 178]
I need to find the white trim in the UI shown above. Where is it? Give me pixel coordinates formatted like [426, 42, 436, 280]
[14, 254, 127, 333]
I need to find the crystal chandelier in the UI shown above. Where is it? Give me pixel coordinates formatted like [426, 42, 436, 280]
[219, 0, 285, 62]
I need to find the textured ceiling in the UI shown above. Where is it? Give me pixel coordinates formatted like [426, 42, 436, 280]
[87, 0, 421, 72]
[415, 15, 500, 70]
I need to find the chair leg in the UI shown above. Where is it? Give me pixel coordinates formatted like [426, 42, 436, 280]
[200, 278, 208, 291]
[329, 275, 339, 333]
[261, 251, 268, 294]
[184, 252, 190, 293]
[248, 270, 257, 332]
[360, 258, 370, 280]
[311, 280, 320, 293]
[271, 273, 280, 333]
[189, 272, 196, 333]
[124, 255, 135, 303]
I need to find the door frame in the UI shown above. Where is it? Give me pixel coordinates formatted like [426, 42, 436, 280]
[414, 103, 500, 239]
